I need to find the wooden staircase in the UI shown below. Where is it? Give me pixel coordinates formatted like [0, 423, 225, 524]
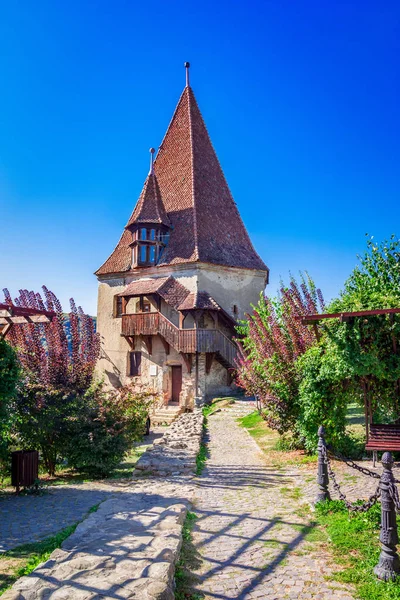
[122, 312, 238, 368]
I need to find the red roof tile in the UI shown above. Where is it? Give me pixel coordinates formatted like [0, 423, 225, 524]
[119, 278, 169, 297]
[119, 276, 191, 311]
[178, 291, 222, 311]
[126, 173, 170, 228]
[96, 84, 268, 276]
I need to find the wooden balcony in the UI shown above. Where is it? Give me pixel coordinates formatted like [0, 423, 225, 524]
[121, 312, 237, 367]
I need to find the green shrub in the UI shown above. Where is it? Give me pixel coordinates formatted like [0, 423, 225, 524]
[64, 384, 155, 477]
[0, 338, 20, 478]
[13, 383, 81, 476]
[337, 425, 366, 459]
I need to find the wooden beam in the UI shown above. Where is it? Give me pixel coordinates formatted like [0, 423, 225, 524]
[126, 336, 135, 350]
[0, 303, 56, 320]
[143, 335, 152, 355]
[301, 307, 400, 324]
[0, 323, 13, 338]
[181, 352, 192, 374]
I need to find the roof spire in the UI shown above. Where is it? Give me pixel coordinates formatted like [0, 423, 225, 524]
[184, 61, 190, 87]
[149, 147, 155, 174]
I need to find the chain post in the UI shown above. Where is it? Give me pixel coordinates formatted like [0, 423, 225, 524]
[374, 452, 400, 581]
[316, 425, 331, 504]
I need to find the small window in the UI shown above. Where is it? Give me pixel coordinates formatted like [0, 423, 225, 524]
[140, 228, 147, 240]
[143, 301, 151, 313]
[161, 231, 170, 244]
[149, 245, 156, 263]
[139, 244, 147, 263]
[114, 296, 123, 317]
[149, 229, 156, 241]
[128, 351, 141, 376]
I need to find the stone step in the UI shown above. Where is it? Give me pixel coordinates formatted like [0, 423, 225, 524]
[151, 406, 183, 426]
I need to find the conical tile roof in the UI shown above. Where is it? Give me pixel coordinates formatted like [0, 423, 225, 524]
[96, 84, 268, 276]
[126, 172, 170, 228]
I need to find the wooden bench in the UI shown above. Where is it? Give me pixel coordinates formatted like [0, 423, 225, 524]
[366, 424, 400, 465]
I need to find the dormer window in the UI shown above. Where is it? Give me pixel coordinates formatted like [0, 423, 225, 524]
[130, 224, 170, 268]
[139, 245, 147, 263]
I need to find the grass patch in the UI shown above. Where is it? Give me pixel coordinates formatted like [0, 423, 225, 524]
[1, 440, 150, 494]
[0, 524, 77, 596]
[202, 397, 235, 419]
[196, 443, 208, 476]
[280, 486, 303, 501]
[315, 500, 400, 599]
[237, 410, 318, 468]
[175, 512, 203, 600]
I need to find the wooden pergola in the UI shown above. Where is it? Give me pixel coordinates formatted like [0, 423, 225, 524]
[301, 307, 400, 459]
[0, 303, 56, 338]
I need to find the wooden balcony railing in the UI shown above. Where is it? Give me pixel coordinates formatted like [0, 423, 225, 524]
[121, 312, 238, 367]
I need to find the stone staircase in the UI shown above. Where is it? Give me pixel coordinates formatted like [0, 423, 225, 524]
[151, 404, 183, 426]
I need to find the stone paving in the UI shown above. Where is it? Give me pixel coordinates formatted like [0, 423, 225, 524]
[190, 401, 355, 599]
[2, 399, 389, 599]
[3, 478, 195, 600]
[0, 484, 112, 553]
[0, 429, 165, 553]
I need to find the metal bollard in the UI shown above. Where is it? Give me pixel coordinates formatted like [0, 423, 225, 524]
[315, 426, 331, 504]
[374, 452, 400, 581]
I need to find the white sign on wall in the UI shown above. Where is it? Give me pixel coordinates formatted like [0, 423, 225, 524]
[149, 365, 158, 377]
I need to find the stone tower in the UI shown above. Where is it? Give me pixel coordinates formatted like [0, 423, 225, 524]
[95, 65, 269, 406]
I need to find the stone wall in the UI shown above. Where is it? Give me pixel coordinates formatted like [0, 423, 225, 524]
[135, 410, 204, 476]
[3, 484, 191, 600]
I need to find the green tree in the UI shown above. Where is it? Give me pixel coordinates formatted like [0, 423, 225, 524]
[297, 235, 400, 451]
[0, 337, 20, 476]
[3, 287, 100, 475]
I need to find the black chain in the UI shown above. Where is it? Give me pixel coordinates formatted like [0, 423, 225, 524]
[327, 446, 400, 485]
[322, 445, 381, 512]
[388, 482, 400, 513]
[326, 446, 381, 480]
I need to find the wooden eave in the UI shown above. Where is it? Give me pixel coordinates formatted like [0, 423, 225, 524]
[300, 307, 400, 325]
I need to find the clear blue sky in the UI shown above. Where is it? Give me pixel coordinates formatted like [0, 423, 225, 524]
[1, 1, 399, 315]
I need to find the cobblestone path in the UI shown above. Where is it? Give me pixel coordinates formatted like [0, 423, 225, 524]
[0, 484, 115, 553]
[0, 430, 164, 553]
[191, 402, 355, 600]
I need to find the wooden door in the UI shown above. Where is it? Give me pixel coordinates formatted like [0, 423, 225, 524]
[171, 366, 182, 404]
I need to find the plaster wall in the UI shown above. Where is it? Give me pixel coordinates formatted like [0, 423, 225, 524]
[197, 265, 267, 321]
[205, 357, 235, 399]
[96, 262, 267, 395]
[96, 279, 127, 388]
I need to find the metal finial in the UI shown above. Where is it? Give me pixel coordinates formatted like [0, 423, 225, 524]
[184, 61, 190, 87]
[149, 147, 155, 174]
